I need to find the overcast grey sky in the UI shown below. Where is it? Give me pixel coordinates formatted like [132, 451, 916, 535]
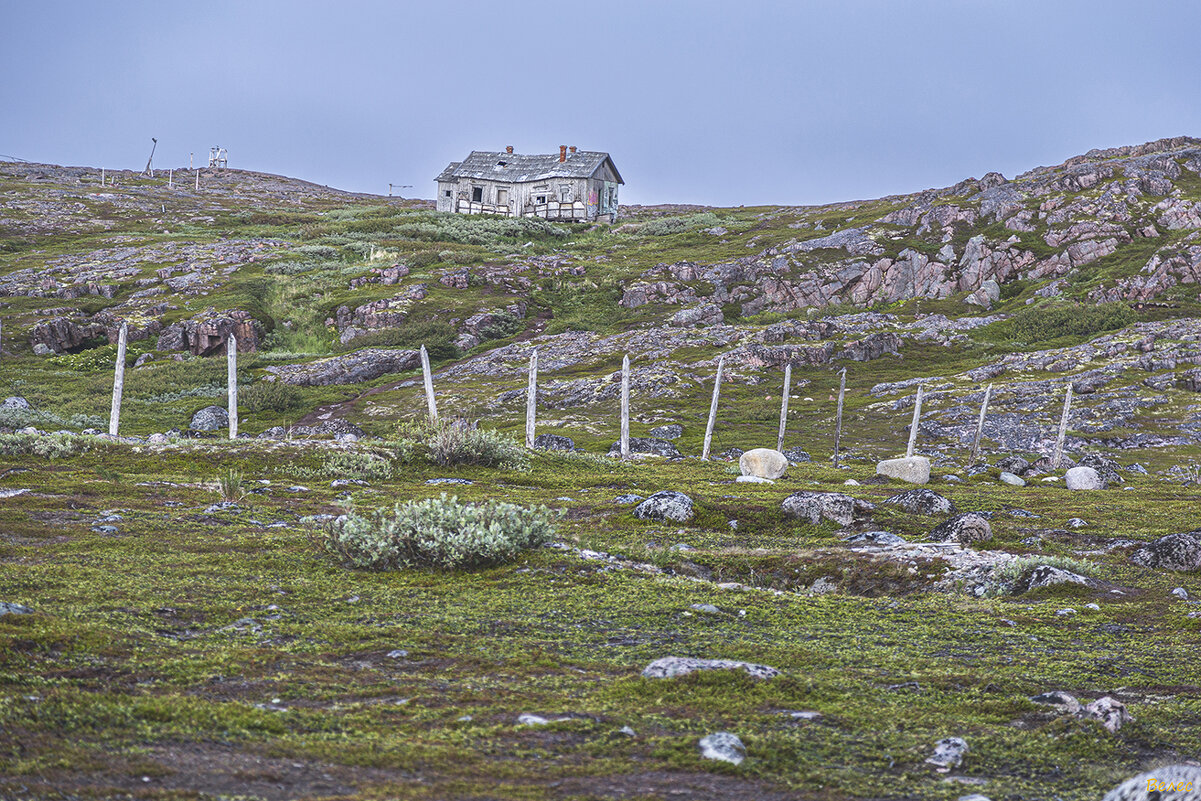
[3, 0, 1199, 206]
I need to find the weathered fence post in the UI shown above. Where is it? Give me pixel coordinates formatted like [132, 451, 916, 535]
[195, 170, 199, 190]
[168, 169, 173, 189]
[970, 383, 993, 464]
[108, 323, 128, 437]
[701, 355, 725, 461]
[906, 384, 924, 458]
[525, 348, 538, 448]
[420, 344, 438, 423]
[101, 168, 105, 186]
[1052, 384, 1073, 469]
[620, 354, 630, 459]
[833, 367, 847, 468]
[227, 334, 238, 440]
[776, 363, 791, 452]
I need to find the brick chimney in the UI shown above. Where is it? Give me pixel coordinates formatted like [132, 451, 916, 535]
[505, 145, 513, 154]
[569, 146, 577, 154]
[559, 145, 567, 162]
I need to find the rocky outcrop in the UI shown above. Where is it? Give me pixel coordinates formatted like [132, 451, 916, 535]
[1131, 531, 1201, 571]
[263, 348, 420, 386]
[157, 311, 259, 355]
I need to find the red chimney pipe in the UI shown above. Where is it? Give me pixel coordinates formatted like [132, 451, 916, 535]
[505, 145, 513, 154]
[569, 146, 576, 154]
[559, 145, 567, 162]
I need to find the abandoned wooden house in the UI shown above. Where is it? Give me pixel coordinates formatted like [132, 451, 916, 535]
[435, 146, 623, 222]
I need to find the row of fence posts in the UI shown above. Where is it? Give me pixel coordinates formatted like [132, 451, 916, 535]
[94, 168, 200, 190]
[102, 339, 1076, 466]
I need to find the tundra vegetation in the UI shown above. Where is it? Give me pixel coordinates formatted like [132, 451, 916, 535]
[3, 140, 1201, 799]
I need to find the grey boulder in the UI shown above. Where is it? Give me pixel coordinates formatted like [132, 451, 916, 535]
[0, 601, 34, 616]
[633, 491, 694, 522]
[884, 488, 956, 515]
[782, 447, 811, 463]
[739, 448, 788, 479]
[643, 656, 780, 680]
[1102, 765, 1201, 801]
[533, 433, 574, 451]
[876, 456, 930, 484]
[1016, 565, 1094, 593]
[649, 424, 683, 439]
[782, 491, 871, 527]
[1065, 465, 1105, 490]
[1131, 531, 1201, 571]
[608, 437, 681, 458]
[189, 405, 229, 431]
[928, 513, 992, 544]
[925, 737, 968, 772]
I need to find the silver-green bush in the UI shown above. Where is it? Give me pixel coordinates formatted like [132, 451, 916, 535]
[426, 419, 527, 470]
[322, 450, 394, 482]
[317, 494, 558, 570]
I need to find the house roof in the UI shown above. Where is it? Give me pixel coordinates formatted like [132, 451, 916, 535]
[435, 150, 623, 185]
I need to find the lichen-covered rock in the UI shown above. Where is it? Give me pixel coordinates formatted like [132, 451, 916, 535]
[1031, 690, 1081, 714]
[1083, 696, 1133, 733]
[642, 656, 780, 680]
[1016, 565, 1095, 593]
[1077, 452, 1125, 485]
[782, 447, 811, 463]
[884, 488, 956, 515]
[928, 513, 992, 544]
[633, 491, 694, 522]
[739, 448, 788, 479]
[607, 437, 681, 458]
[781, 491, 871, 527]
[648, 424, 683, 440]
[1131, 531, 1201, 571]
[533, 433, 574, 451]
[189, 405, 229, 431]
[1102, 765, 1201, 801]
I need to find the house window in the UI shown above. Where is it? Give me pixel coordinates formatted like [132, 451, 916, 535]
[471, 186, 483, 202]
[444, 190, 451, 198]
[559, 184, 571, 202]
[497, 188, 509, 205]
[535, 195, 546, 205]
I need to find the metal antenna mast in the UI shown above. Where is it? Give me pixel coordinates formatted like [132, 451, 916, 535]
[143, 138, 158, 175]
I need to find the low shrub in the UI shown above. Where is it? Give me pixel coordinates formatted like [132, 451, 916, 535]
[322, 450, 394, 482]
[239, 382, 304, 413]
[1006, 302, 1136, 342]
[426, 419, 527, 469]
[215, 468, 246, 502]
[316, 494, 559, 570]
[0, 432, 94, 458]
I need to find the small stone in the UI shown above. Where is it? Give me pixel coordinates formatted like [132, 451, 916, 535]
[844, 531, 906, 546]
[739, 448, 788, 479]
[1083, 695, 1132, 732]
[698, 732, 745, 765]
[641, 656, 780, 680]
[689, 603, 721, 614]
[999, 471, 1026, 486]
[1085, 603, 1101, 610]
[782, 447, 811, 463]
[1067, 518, 1088, 528]
[1031, 690, 1081, 714]
[613, 494, 643, 504]
[844, 479, 860, 486]
[1056, 608, 1078, 616]
[386, 649, 408, 658]
[0, 601, 34, 616]
[1016, 565, 1094, 593]
[785, 710, 822, 721]
[926, 737, 968, 772]
[618, 725, 636, 736]
[735, 475, 773, 484]
[943, 474, 963, 483]
[533, 433, 574, 450]
[517, 713, 549, 726]
[189, 405, 229, 431]
[426, 477, 474, 485]
[1171, 587, 1189, 600]
[91, 525, 119, 534]
[876, 456, 930, 485]
[457, 715, 473, 722]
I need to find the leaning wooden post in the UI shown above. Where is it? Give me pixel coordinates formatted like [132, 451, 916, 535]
[227, 334, 238, 440]
[970, 383, 993, 464]
[701, 355, 725, 461]
[776, 363, 791, 452]
[168, 169, 173, 189]
[833, 367, 847, 468]
[195, 170, 199, 190]
[906, 384, 924, 458]
[108, 323, 128, 437]
[1052, 384, 1073, 469]
[420, 344, 438, 423]
[620, 354, 630, 459]
[525, 348, 538, 448]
